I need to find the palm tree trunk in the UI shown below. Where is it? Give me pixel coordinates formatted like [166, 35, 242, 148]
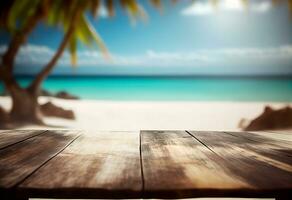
[0, 7, 78, 125]
[0, 9, 43, 96]
[0, 67, 42, 124]
[0, 11, 44, 124]
[10, 87, 41, 124]
[7, 21, 76, 124]
[28, 16, 77, 95]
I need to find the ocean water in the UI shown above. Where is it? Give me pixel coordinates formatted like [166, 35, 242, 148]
[1, 76, 292, 102]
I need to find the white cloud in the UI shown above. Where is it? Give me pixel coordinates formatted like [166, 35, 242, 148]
[209, 46, 292, 58]
[0, 44, 56, 65]
[0, 44, 54, 56]
[222, 0, 244, 11]
[1, 44, 292, 68]
[251, 1, 272, 12]
[146, 50, 209, 62]
[182, 0, 272, 16]
[98, 5, 108, 18]
[182, 1, 214, 16]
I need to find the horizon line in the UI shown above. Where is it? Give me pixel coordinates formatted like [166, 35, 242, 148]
[13, 74, 292, 79]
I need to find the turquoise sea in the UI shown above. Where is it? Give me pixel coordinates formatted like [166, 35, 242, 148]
[1, 76, 292, 102]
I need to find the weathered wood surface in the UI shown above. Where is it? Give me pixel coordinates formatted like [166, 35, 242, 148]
[19, 131, 142, 199]
[0, 130, 80, 188]
[236, 131, 291, 166]
[0, 130, 46, 150]
[251, 131, 292, 143]
[228, 131, 292, 149]
[142, 130, 292, 198]
[141, 130, 249, 198]
[0, 130, 291, 199]
[224, 131, 292, 165]
[188, 131, 292, 194]
[270, 130, 292, 134]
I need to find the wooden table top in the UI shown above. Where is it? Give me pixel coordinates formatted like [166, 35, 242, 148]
[0, 130, 291, 199]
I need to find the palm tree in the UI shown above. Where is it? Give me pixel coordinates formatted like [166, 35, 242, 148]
[0, 0, 53, 123]
[0, 0, 149, 124]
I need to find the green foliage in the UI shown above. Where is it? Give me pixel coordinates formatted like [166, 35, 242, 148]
[0, 0, 40, 32]
[0, 1, 15, 30]
[0, 0, 147, 65]
[45, 0, 150, 66]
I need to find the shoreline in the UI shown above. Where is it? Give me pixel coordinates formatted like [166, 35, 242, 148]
[3, 77, 292, 102]
[1, 96, 291, 131]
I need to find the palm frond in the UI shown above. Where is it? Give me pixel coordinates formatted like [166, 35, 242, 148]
[150, 0, 162, 9]
[120, 0, 147, 22]
[88, 0, 101, 17]
[289, 0, 292, 13]
[106, 0, 115, 17]
[68, 33, 77, 66]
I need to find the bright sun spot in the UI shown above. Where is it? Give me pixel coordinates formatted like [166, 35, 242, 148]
[182, 0, 272, 16]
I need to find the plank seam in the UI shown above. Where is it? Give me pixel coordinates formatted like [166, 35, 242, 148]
[139, 130, 145, 198]
[0, 130, 48, 151]
[13, 131, 82, 188]
[185, 130, 220, 156]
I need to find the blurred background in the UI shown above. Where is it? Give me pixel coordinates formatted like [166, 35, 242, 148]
[0, 0, 292, 130]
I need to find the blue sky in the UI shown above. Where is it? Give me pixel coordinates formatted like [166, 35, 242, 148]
[1, 0, 292, 76]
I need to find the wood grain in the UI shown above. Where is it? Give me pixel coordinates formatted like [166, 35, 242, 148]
[141, 130, 251, 198]
[224, 131, 292, 166]
[251, 131, 292, 143]
[0, 130, 46, 150]
[189, 131, 292, 191]
[228, 131, 292, 149]
[19, 131, 142, 199]
[270, 130, 292, 134]
[1, 130, 291, 199]
[0, 130, 80, 188]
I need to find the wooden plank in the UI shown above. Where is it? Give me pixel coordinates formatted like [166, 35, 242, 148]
[19, 131, 142, 199]
[228, 131, 292, 149]
[265, 130, 292, 142]
[141, 130, 253, 199]
[270, 130, 292, 134]
[189, 131, 292, 195]
[0, 130, 80, 189]
[250, 131, 292, 143]
[0, 130, 46, 150]
[224, 131, 292, 165]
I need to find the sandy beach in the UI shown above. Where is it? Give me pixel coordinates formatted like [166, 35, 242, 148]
[1, 96, 291, 131]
